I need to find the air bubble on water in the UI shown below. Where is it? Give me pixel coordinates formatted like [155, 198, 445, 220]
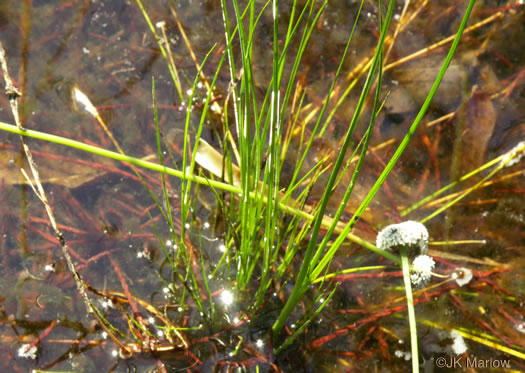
[220, 290, 234, 307]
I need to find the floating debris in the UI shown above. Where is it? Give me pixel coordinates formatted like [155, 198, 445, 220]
[71, 86, 98, 118]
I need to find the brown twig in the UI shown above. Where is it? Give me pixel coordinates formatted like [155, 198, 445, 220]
[0, 41, 133, 356]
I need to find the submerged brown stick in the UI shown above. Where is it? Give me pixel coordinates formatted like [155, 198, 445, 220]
[0, 41, 133, 356]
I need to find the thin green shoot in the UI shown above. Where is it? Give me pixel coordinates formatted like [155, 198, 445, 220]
[180, 44, 217, 236]
[401, 144, 523, 217]
[272, 0, 396, 339]
[400, 246, 419, 373]
[134, 0, 184, 103]
[309, 39, 386, 282]
[319, 0, 476, 277]
[152, 78, 176, 255]
[274, 286, 337, 355]
[0, 120, 397, 261]
[286, 0, 363, 194]
[419, 144, 524, 223]
[312, 265, 388, 284]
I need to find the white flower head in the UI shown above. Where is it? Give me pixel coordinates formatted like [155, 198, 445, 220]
[18, 344, 38, 359]
[410, 255, 435, 287]
[394, 349, 411, 361]
[377, 221, 428, 258]
[452, 267, 473, 287]
[449, 330, 468, 355]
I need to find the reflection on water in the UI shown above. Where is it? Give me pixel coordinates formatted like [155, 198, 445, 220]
[0, 0, 524, 372]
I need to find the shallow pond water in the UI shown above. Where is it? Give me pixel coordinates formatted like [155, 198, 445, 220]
[0, 1, 524, 372]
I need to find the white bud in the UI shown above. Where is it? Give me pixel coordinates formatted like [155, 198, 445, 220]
[410, 255, 435, 287]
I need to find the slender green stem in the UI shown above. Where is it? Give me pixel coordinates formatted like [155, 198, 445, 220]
[272, 0, 396, 340]
[312, 265, 387, 284]
[135, 0, 184, 102]
[400, 246, 419, 373]
[0, 120, 400, 265]
[420, 153, 510, 224]
[310, 29, 385, 282]
[321, 0, 477, 270]
[400, 153, 504, 216]
[0, 121, 238, 192]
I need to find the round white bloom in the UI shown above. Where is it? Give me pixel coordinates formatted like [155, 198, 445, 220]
[18, 344, 37, 359]
[394, 350, 411, 360]
[410, 255, 435, 287]
[376, 221, 428, 256]
[449, 330, 468, 355]
[452, 267, 473, 287]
